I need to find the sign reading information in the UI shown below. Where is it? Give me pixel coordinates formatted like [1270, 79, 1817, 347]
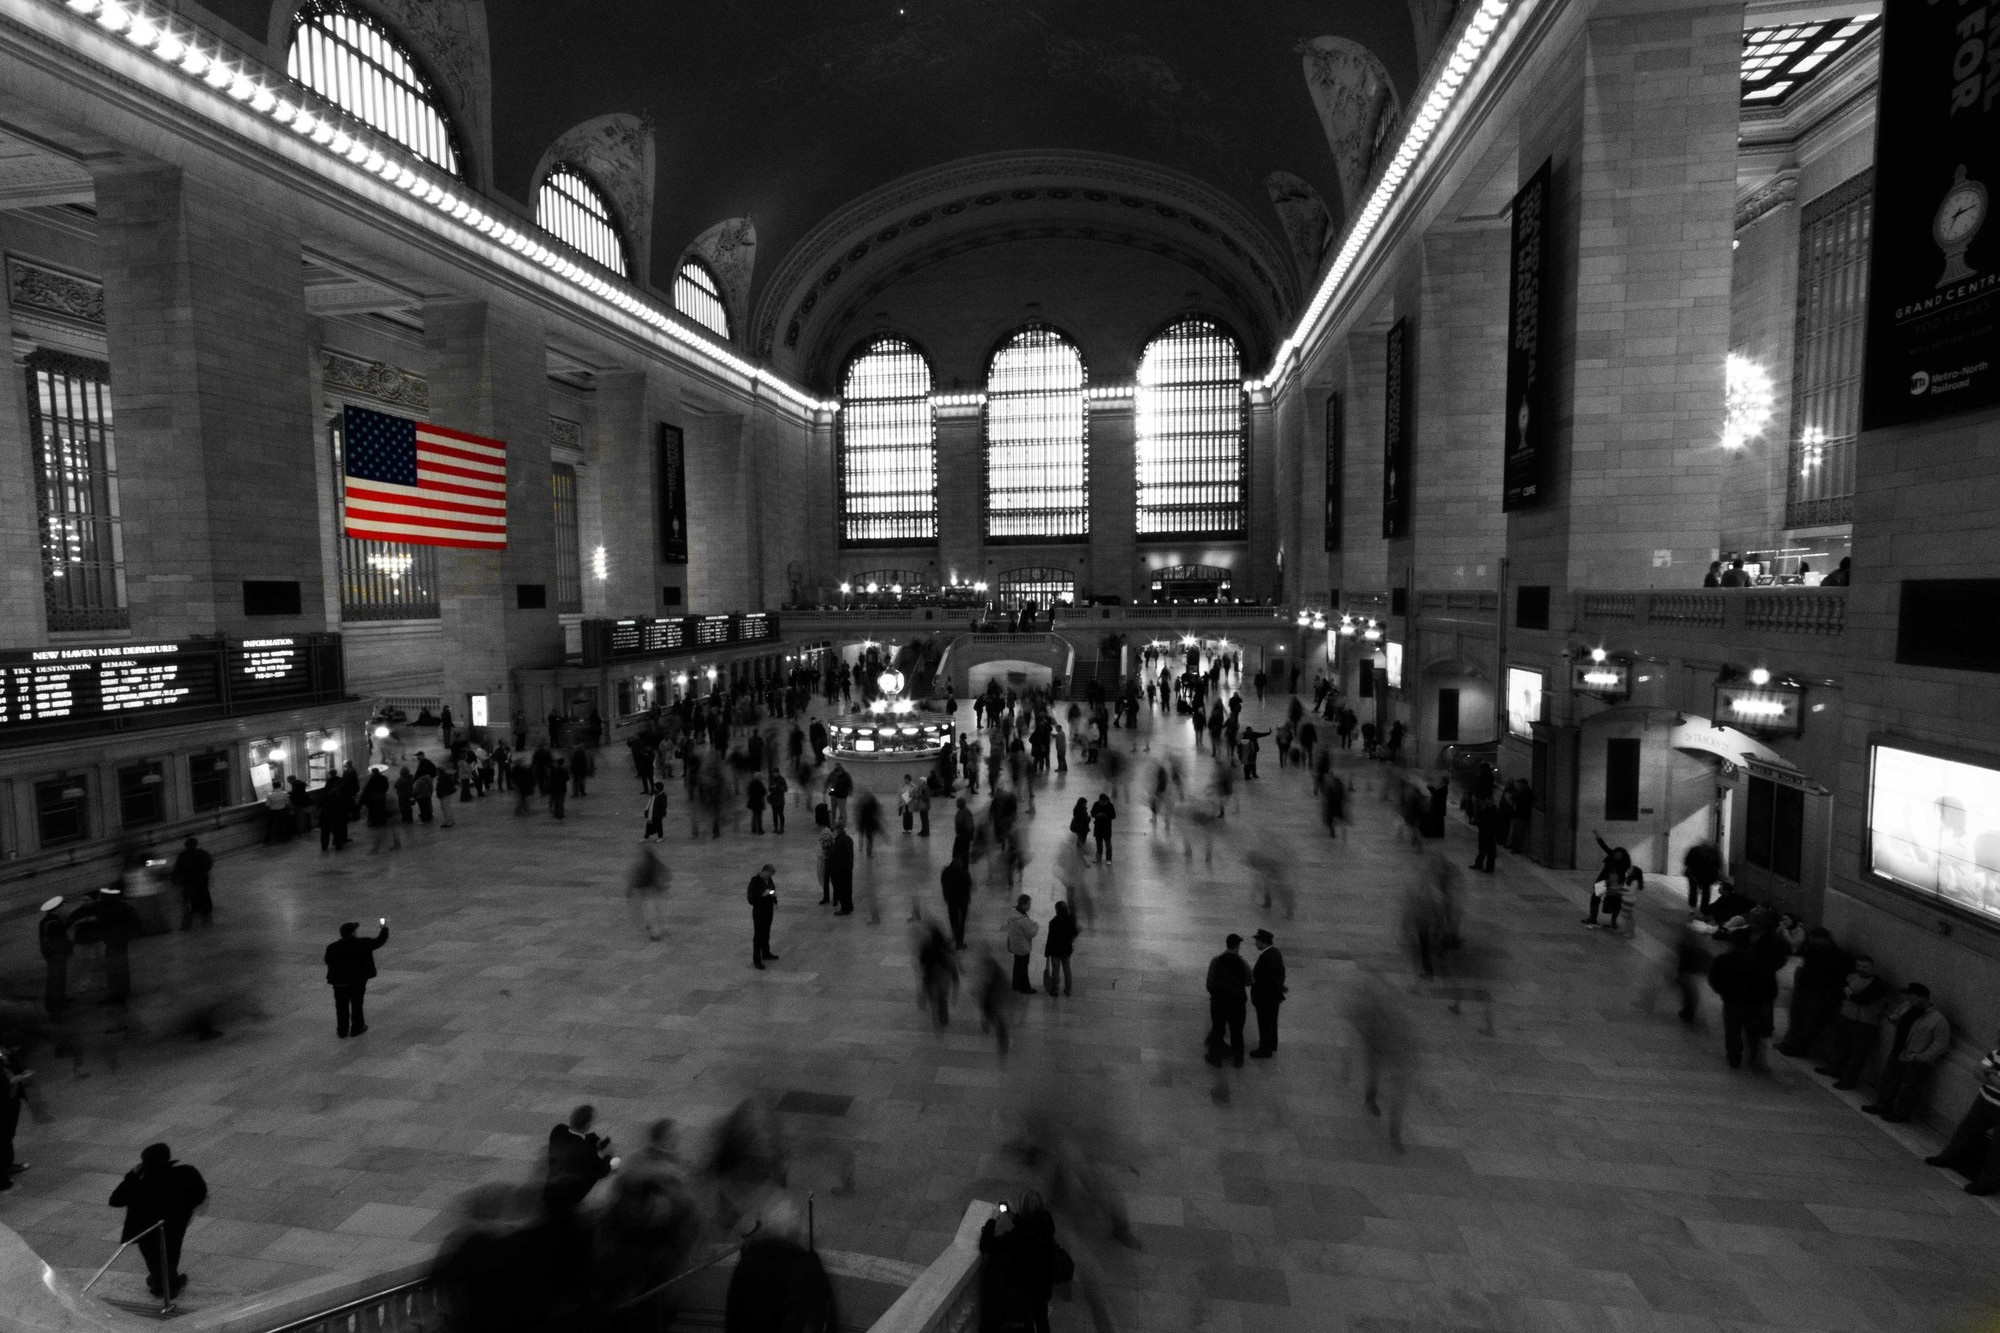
[1382, 319, 1410, 539]
[1504, 158, 1552, 509]
[1862, 0, 2000, 428]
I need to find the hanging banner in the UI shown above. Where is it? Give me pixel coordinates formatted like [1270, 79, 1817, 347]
[1382, 319, 1410, 539]
[1503, 157, 1552, 509]
[1323, 391, 1343, 551]
[656, 422, 688, 564]
[1861, 0, 2000, 429]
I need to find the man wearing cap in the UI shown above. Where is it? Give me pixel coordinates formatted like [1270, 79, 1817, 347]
[1205, 934, 1252, 1068]
[37, 897, 71, 1014]
[323, 919, 389, 1037]
[1863, 984, 1951, 1122]
[1249, 929, 1288, 1059]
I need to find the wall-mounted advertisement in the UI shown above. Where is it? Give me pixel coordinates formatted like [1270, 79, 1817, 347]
[1507, 666, 1544, 740]
[1503, 157, 1552, 510]
[1384, 641, 1404, 690]
[657, 422, 688, 564]
[1867, 743, 2000, 923]
[1382, 319, 1410, 539]
[1323, 391, 1343, 552]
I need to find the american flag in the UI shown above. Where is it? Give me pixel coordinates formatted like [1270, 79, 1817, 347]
[341, 405, 507, 550]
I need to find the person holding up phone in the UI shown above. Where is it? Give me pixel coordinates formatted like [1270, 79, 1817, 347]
[324, 918, 390, 1038]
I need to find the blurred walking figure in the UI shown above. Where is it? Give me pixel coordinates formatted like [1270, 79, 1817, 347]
[724, 1195, 836, 1333]
[978, 952, 1012, 1057]
[108, 1143, 207, 1300]
[916, 920, 959, 1027]
[1054, 840, 1095, 932]
[1683, 840, 1723, 914]
[1247, 849, 1295, 919]
[828, 823, 856, 916]
[1347, 979, 1416, 1151]
[598, 1120, 700, 1314]
[1671, 920, 1712, 1024]
[1319, 771, 1347, 838]
[1204, 934, 1251, 1068]
[171, 837, 213, 930]
[37, 897, 70, 1015]
[627, 846, 669, 941]
[1400, 856, 1460, 981]
[940, 851, 972, 949]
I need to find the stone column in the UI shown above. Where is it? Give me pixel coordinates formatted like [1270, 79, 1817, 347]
[1339, 329, 1391, 601]
[1086, 393, 1135, 602]
[934, 402, 983, 587]
[423, 297, 560, 727]
[1244, 395, 1279, 601]
[95, 163, 324, 640]
[0, 270, 44, 643]
[591, 369, 657, 615]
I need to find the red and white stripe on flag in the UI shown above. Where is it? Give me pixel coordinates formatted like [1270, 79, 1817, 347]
[343, 423, 508, 550]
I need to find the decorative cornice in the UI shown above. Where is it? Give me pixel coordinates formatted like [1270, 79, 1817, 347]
[5, 255, 104, 326]
[1735, 173, 1798, 231]
[549, 416, 581, 450]
[319, 348, 428, 409]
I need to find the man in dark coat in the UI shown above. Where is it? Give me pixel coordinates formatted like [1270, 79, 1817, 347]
[1470, 801, 1507, 873]
[87, 885, 141, 1005]
[1205, 934, 1252, 1068]
[747, 865, 779, 968]
[723, 1199, 835, 1333]
[1706, 921, 1779, 1071]
[171, 837, 214, 930]
[324, 920, 389, 1037]
[827, 827, 857, 916]
[940, 853, 972, 950]
[1249, 928, 1288, 1058]
[108, 1143, 207, 1298]
[543, 1104, 612, 1217]
[37, 897, 71, 1014]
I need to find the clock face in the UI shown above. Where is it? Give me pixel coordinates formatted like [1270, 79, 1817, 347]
[1938, 185, 1985, 245]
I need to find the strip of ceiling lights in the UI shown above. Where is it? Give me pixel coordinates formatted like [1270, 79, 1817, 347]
[35, 0, 1513, 411]
[39, 0, 839, 414]
[1254, 0, 1515, 393]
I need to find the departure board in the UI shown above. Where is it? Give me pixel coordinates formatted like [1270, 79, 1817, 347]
[582, 614, 781, 665]
[0, 636, 341, 745]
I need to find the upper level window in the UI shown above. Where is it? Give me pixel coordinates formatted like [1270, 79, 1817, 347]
[840, 338, 936, 545]
[997, 566, 1076, 607]
[538, 165, 628, 277]
[1788, 171, 1872, 528]
[1741, 16, 1876, 105]
[985, 326, 1088, 541]
[674, 261, 731, 340]
[26, 350, 127, 632]
[288, 0, 462, 178]
[1137, 319, 1245, 537]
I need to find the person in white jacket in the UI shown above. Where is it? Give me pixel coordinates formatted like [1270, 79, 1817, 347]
[1005, 894, 1039, 994]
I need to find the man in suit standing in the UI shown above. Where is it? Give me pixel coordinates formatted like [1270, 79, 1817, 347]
[748, 865, 780, 968]
[324, 920, 390, 1037]
[1205, 934, 1251, 1068]
[1249, 928, 1288, 1058]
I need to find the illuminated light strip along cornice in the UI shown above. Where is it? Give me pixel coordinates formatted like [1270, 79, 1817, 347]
[46, 0, 839, 415]
[1252, 0, 1514, 393]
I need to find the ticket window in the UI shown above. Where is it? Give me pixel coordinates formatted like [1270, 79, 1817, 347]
[189, 750, 231, 812]
[35, 776, 90, 848]
[248, 739, 290, 797]
[118, 761, 167, 829]
[306, 730, 340, 783]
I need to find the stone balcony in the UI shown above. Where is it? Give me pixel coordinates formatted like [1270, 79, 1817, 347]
[1572, 586, 1849, 670]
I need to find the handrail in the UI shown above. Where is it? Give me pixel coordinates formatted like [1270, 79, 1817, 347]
[79, 1220, 162, 1297]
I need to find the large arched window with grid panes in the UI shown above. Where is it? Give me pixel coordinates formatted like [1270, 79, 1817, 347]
[287, 0, 462, 179]
[840, 337, 936, 544]
[997, 566, 1077, 606]
[985, 326, 1088, 541]
[537, 164, 628, 277]
[674, 261, 731, 340]
[1136, 319, 1245, 536]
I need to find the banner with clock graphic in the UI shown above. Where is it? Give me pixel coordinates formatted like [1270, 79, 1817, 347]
[1861, 0, 2000, 429]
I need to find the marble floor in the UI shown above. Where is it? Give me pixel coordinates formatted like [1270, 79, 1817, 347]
[2, 691, 1998, 1332]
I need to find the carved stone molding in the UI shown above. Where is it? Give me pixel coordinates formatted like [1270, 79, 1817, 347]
[320, 349, 428, 410]
[549, 416, 582, 450]
[5, 256, 104, 327]
[1736, 174, 1799, 231]
[536, 113, 655, 277]
[1298, 37, 1401, 221]
[685, 217, 757, 339]
[1263, 172, 1333, 282]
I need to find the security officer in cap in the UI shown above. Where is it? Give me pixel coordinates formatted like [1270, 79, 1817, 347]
[1249, 928, 1288, 1058]
[37, 898, 71, 1014]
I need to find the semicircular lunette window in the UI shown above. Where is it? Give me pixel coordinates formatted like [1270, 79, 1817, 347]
[1137, 319, 1244, 537]
[985, 326, 1088, 541]
[839, 338, 936, 545]
[537, 164, 628, 277]
[674, 261, 732, 340]
[287, 0, 462, 178]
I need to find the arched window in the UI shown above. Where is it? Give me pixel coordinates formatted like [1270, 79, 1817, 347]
[1148, 563, 1235, 604]
[840, 338, 936, 544]
[1137, 319, 1245, 536]
[985, 326, 1087, 540]
[997, 566, 1077, 606]
[537, 164, 628, 277]
[674, 261, 731, 340]
[287, 0, 462, 178]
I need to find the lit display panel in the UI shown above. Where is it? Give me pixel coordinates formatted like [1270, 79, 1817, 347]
[0, 639, 332, 744]
[1868, 744, 2000, 923]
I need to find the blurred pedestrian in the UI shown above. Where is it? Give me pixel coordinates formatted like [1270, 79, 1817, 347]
[1778, 927, 1849, 1056]
[628, 847, 669, 941]
[724, 1196, 835, 1333]
[1205, 934, 1251, 1068]
[1006, 895, 1039, 994]
[917, 921, 959, 1028]
[1816, 954, 1894, 1089]
[37, 897, 70, 1015]
[940, 852, 972, 950]
[108, 1143, 207, 1300]
[324, 919, 389, 1038]
[1249, 928, 1286, 1058]
[0, 1044, 28, 1189]
[978, 953, 1011, 1058]
[828, 825, 856, 916]
[171, 837, 213, 930]
[1347, 980, 1415, 1151]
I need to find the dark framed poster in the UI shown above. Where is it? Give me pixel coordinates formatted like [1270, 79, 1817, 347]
[1323, 391, 1343, 551]
[1861, 0, 2000, 429]
[656, 422, 688, 564]
[1503, 157, 1552, 509]
[1382, 319, 1410, 539]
